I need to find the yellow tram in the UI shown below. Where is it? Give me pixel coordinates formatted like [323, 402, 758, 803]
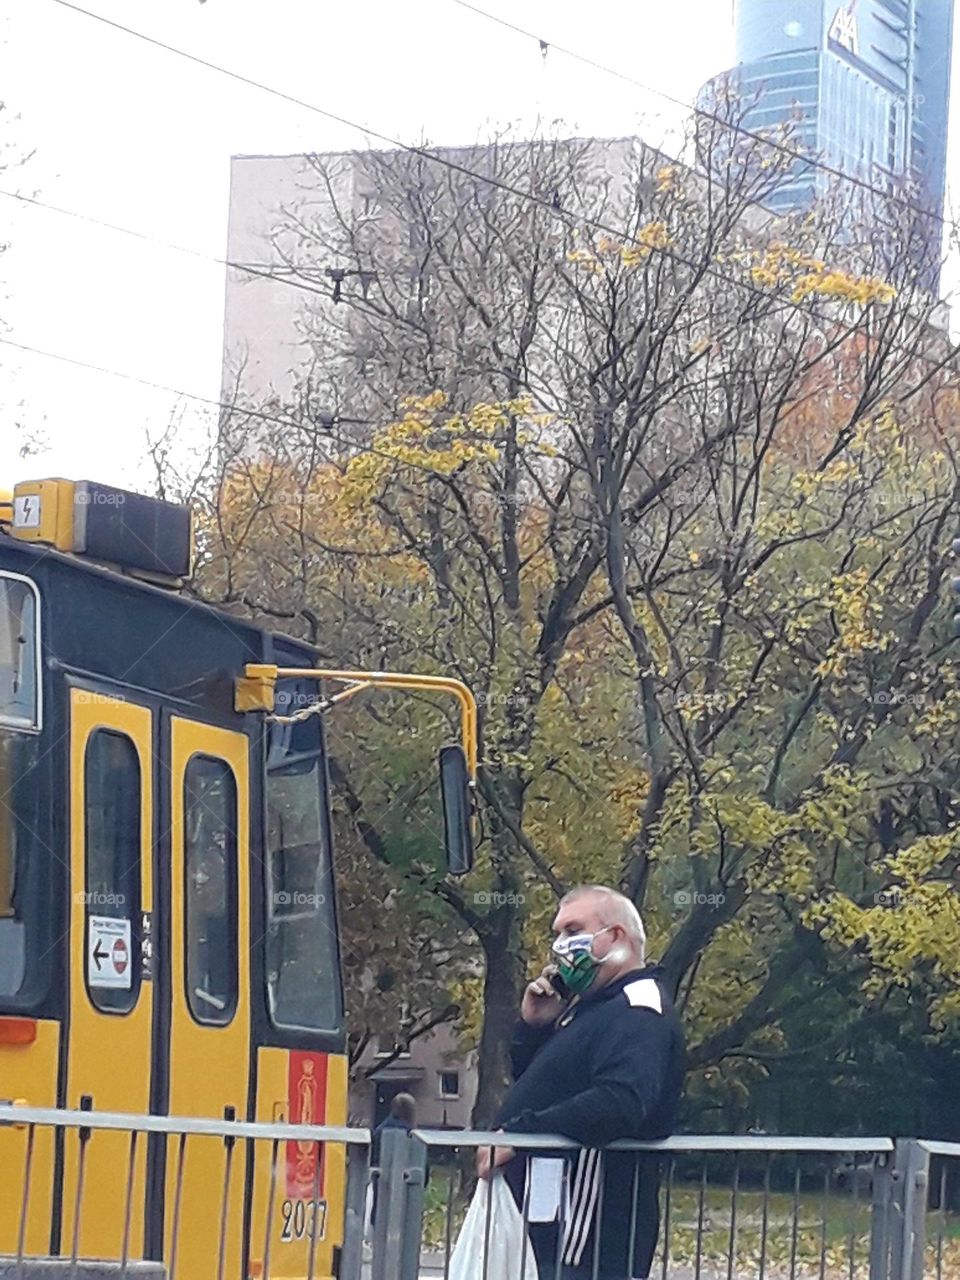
[0, 477, 475, 1279]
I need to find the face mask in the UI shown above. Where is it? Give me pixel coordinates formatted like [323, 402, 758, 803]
[551, 927, 618, 995]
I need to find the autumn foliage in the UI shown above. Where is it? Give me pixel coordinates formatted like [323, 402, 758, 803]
[184, 111, 960, 1128]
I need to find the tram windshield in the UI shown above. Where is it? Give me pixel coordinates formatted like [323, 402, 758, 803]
[264, 680, 342, 1033]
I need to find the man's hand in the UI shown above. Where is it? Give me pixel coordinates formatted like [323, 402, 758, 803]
[520, 964, 565, 1026]
[477, 1136, 516, 1180]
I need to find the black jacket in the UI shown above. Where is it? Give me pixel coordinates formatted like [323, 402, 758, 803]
[496, 965, 684, 1276]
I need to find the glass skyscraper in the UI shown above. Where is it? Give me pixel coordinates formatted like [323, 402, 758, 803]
[699, 1, 953, 251]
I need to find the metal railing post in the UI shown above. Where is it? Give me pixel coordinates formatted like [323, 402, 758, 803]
[371, 1126, 401, 1280]
[398, 1134, 427, 1280]
[371, 1129, 426, 1280]
[890, 1139, 930, 1280]
[869, 1152, 894, 1280]
[338, 1141, 370, 1280]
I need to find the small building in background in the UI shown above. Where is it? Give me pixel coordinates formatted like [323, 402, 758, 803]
[349, 1023, 477, 1130]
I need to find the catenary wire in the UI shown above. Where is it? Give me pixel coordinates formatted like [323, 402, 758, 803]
[0, 333, 601, 521]
[8, 181, 960, 394]
[1, 322, 945, 574]
[0, 188, 338, 302]
[0, 334, 803, 649]
[46, 0, 960, 381]
[0, 185, 776, 317]
[5, 176, 958, 406]
[6, 185, 818, 426]
[0, 185, 619, 358]
[448, 0, 959, 242]
[0, 334, 380, 437]
[1, 331, 833, 549]
[5, 166, 959, 408]
[9, 182, 953, 315]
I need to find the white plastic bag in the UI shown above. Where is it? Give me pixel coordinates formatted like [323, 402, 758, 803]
[449, 1174, 539, 1280]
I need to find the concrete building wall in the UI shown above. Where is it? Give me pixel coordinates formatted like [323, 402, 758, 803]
[222, 137, 651, 414]
[222, 153, 357, 406]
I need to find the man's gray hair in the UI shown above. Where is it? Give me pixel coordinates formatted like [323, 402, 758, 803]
[560, 885, 647, 960]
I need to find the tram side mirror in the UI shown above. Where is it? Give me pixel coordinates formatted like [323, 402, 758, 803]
[439, 745, 474, 875]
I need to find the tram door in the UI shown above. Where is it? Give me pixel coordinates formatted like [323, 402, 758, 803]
[164, 716, 250, 1280]
[63, 689, 155, 1260]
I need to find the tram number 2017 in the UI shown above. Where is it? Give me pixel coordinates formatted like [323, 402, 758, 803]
[280, 1198, 327, 1243]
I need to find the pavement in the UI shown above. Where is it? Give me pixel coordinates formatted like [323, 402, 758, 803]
[360, 1248, 446, 1278]
[418, 1253, 446, 1275]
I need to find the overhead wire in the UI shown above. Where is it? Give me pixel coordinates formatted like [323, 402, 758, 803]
[0, 187, 540, 301]
[448, 0, 959, 242]
[0, 334, 366, 430]
[46, 0, 959, 381]
[5, 170, 957, 410]
[7, 182, 957, 397]
[8, 172, 956, 413]
[0, 185, 733, 334]
[0, 188, 336, 302]
[2, 332, 810, 550]
[0, 333, 599, 523]
[12, 0, 952, 519]
[20, 180, 915, 412]
[6, 184, 792, 422]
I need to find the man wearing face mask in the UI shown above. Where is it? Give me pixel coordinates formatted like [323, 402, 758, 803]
[478, 885, 685, 1280]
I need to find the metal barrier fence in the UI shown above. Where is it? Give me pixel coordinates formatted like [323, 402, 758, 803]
[0, 1108, 956, 1280]
[912, 1142, 960, 1280]
[371, 1130, 960, 1280]
[0, 1103, 370, 1280]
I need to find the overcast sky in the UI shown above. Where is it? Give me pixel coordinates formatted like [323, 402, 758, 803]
[2, 0, 959, 494]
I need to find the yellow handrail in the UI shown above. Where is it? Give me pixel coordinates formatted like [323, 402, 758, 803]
[237, 664, 479, 779]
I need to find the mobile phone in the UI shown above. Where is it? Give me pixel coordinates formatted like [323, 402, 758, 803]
[548, 970, 572, 999]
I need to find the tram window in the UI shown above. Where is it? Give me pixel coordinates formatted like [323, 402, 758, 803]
[265, 690, 341, 1032]
[0, 576, 39, 730]
[84, 731, 141, 1014]
[0, 730, 42, 999]
[184, 755, 238, 1026]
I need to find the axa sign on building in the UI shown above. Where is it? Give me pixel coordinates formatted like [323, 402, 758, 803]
[697, 0, 955, 289]
[828, 4, 859, 56]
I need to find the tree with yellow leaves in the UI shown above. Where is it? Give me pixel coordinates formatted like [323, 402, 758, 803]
[191, 105, 960, 1129]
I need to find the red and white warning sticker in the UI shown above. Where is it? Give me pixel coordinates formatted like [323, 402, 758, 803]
[88, 916, 133, 990]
